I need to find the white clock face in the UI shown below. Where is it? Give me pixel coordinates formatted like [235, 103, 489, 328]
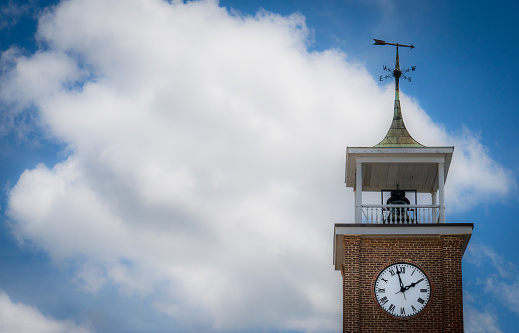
[373, 262, 432, 318]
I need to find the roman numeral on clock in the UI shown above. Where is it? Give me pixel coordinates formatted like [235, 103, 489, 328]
[377, 288, 385, 293]
[379, 296, 388, 305]
[420, 289, 427, 293]
[389, 269, 395, 276]
[417, 297, 425, 304]
[411, 305, 417, 313]
[381, 277, 388, 283]
[400, 307, 405, 315]
[388, 304, 395, 313]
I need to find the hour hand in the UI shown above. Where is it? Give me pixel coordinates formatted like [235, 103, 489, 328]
[404, 278, 425, 290]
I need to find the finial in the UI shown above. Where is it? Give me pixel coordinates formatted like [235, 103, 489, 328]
[373, 39, 423, 148]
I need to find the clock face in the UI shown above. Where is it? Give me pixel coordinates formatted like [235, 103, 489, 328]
[373, 262, 432, 318]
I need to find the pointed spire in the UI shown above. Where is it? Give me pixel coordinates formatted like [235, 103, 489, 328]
[374, 44, 423, 148]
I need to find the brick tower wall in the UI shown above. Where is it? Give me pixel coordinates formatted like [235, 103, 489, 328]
[341, 235, 464, 333]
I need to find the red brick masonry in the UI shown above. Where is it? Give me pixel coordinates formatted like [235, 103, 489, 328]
[341, 235, 464, 333]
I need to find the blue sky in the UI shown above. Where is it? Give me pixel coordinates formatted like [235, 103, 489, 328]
[0, 0, 518, 332]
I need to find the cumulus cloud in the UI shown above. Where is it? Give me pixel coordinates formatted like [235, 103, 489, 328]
[445, 129, 514, 211]
[0, 290, 92, 333]
[1, 0, 514, 331]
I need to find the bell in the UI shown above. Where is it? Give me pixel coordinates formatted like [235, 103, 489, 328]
[386, 190, 410, 205]
[386, 190, 411, 223]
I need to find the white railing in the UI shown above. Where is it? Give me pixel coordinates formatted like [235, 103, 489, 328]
[361, 204, 440, 224]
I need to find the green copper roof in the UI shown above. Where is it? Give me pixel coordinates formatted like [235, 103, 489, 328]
[374, 98, 424, 148]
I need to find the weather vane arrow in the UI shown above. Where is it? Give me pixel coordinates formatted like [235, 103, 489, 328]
[373, 39, 414, 49]
[373, 38, 416, 84]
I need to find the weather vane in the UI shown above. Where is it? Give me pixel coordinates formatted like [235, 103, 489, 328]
[373, 39, 415, 83]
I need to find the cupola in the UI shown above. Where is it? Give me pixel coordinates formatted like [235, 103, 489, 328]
[345, 40, 453, 224]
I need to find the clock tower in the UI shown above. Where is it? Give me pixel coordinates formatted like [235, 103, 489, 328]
[333, 40, 473, 332]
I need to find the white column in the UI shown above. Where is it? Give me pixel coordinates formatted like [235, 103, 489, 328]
[438, 163, 445, 223]
[355, 162, 363, 223]
[431, 191, 437, 205]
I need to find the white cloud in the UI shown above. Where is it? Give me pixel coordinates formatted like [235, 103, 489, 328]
[445, 128, 515, 211]
[1, 0, 514, 331]
[464, 302, 503, 333]
[0, 1, 32, 31]
[0, 290, 92, 333]
[466, 242, 519, 326]
[485, 278, 519, 316]
[466, 242, 515, 279]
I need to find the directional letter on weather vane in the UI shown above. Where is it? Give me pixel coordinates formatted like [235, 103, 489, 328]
[374, 39, 416, 83]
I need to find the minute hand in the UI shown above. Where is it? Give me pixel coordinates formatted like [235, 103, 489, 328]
[404, 278, 424, 290]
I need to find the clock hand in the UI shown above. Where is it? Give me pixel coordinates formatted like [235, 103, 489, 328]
[395, 267, 407, 299]
[404, 278, 425, 290]
[396, 267, 405, 290]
